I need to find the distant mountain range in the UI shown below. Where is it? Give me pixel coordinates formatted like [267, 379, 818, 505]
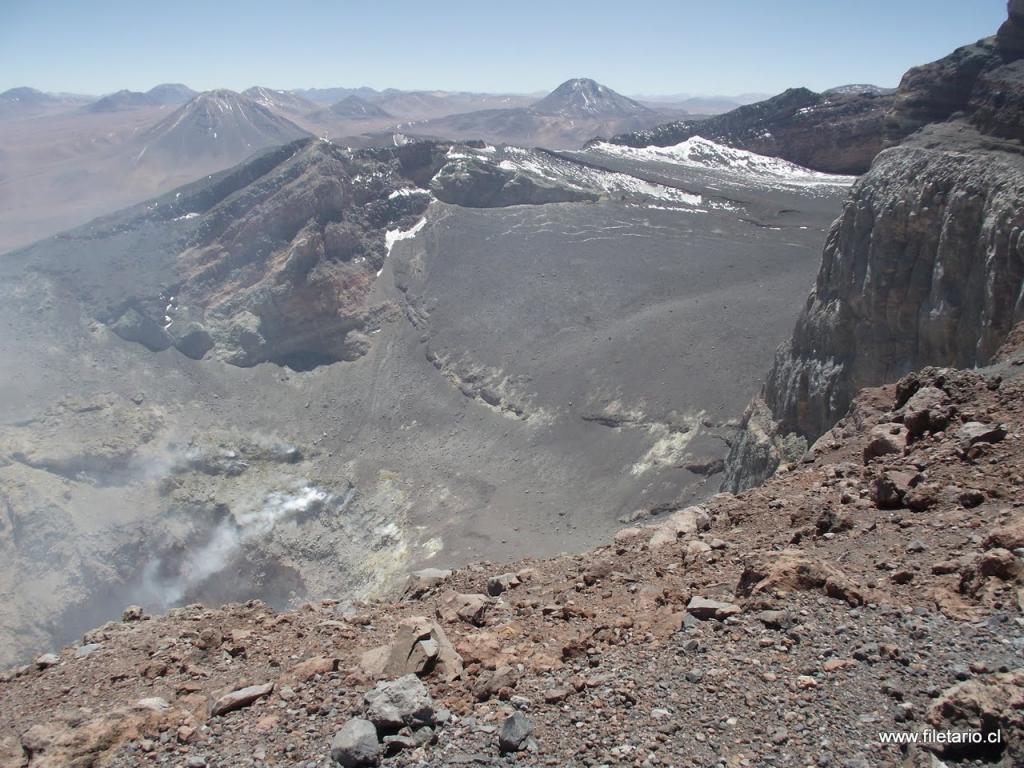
[242, 86, 318, 116]
[0, 86, 91, 116]
[0, 77, 896, 253]
[313, 94, 393, 120]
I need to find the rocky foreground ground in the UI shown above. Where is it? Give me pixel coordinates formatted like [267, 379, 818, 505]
[2, 359, 1023, 767]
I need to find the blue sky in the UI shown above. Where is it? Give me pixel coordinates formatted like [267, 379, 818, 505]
[0, 0, 1009, 97]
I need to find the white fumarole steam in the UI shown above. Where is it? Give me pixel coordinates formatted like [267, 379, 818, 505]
[140, 485, 343, 608]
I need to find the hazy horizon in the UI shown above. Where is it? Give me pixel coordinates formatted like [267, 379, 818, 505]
[0, 0, 1007, 97]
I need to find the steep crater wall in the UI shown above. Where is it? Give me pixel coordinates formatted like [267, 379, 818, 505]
[723, 2, 1024, 492]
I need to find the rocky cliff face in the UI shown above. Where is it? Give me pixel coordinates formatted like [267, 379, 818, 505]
[723, 2, 1024, 492]
[606, 87, 892, 175]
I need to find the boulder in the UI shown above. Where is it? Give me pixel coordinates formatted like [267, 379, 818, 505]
[405, 568, 453, 598]
[486, 573, 521, 596]
[363, 674, 436, 733]
[685, 596, 741, 621]
[209, 682, 274, 716]
[926, 669, 1024, 763]
[984, 512, 1024, 550]
[498, 712, 533, 753]
[900, 386, 950, 437]
[870, 469, 917, 509]
[283, 655, 337, 684]
[436, 591, 491, 626]
[471, 664, 519, 701]
[957, 422, 1008, 449]
[736, 550, 867, 606]
[649, 506, 711, 549]
[379, 617, 463, 682]
[330, 718, 381, 767]
[121, 605, 145, 623]
[110, 308, 171, 352]
[35, 653, 59, 669]
[863, 423, 907, 462]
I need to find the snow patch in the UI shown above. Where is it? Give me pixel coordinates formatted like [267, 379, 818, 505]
[589, 137, 854, 187]
[378, 216, 429, 276]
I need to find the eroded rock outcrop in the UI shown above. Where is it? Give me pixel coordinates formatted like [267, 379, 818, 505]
[724, 2, 1024, 491]
[104, 139, 448, 369]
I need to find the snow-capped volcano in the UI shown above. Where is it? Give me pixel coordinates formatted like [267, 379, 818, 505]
[532, 78, 655, 119]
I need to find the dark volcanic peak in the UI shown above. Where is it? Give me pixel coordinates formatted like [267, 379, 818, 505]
[533, 77, 655, 118]
[242, 86, 316, 114]
[145, 82, 196, 105]
[324, 94, 392, 119]
[135, 89, 312, 167]
[86, 89, 154, 113]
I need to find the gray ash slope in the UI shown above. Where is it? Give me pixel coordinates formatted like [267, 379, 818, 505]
[0, 133, 852, 666]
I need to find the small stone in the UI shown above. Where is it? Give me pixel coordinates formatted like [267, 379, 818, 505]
[958, 488, 986, 508]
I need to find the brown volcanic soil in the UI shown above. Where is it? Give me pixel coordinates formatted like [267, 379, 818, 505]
[2, 362, 1021, 767]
